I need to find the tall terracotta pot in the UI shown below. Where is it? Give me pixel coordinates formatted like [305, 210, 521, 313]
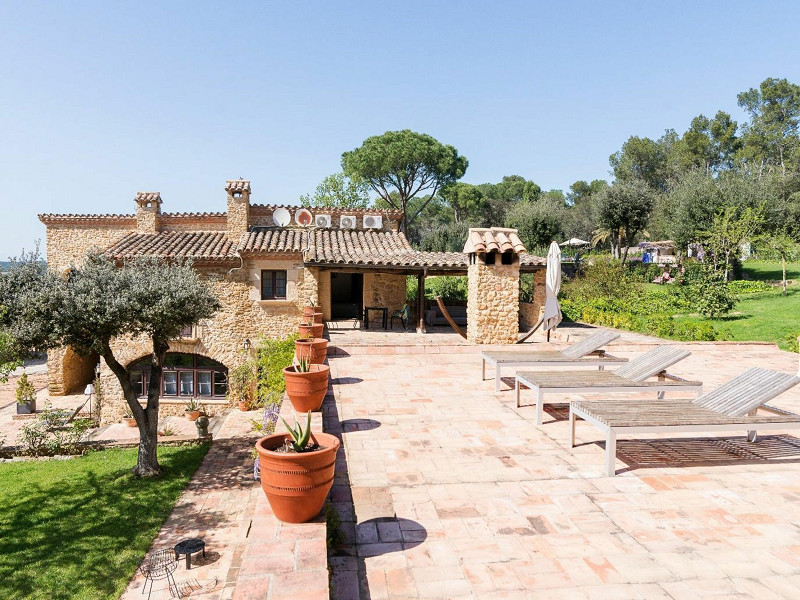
[312, 311, 324, 324]
[256, 432, 340, 523]
[302, 306, 318, 318]
[283, 364, 330, 412]
[298, 322, 324, 338]
[295, 338, 329, 365]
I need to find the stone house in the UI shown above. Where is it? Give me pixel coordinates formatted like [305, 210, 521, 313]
[39, 180, 546, 424]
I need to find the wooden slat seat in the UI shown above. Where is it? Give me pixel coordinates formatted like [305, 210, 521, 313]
[481, 330, 626, 392]
[517, 370, 701, 389]
[514, 345, 701, 424]
[570, 368, 800, 476]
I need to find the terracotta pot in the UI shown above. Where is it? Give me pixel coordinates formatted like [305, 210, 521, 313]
[238, 400, 249, 412]
[123, 417, 137, 427]
[256, 432, 340, 523]
[282, 364, 330, 412]
[302, 306, 318, 317]
[295, 338, 329, 365]
[185, 409, 201, 421]
[298, 322, 324, 338]
[312, 311, 324, 324]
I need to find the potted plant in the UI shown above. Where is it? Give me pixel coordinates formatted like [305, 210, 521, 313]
[298, 320, 324, 338]
[294, 335, 329, 365]
[255, 411, 340, 523]
[229, 361, 256, 411]
[123, 410, 137, 427]
[282, 355, 330, 412]
[15, 372, 36, 415]
[302, 300, 318, 318]
[184, 397, 202, 421]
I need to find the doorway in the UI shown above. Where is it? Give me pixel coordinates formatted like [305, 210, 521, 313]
[330, 273, 363, 320]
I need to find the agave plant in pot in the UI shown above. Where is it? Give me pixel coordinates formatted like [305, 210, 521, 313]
[302, 300, 318, 318]
[184, 397, 202, 421]
[283, 354, 329, 412]
[298, 319, 324, 339]
[294, 334, 328, 365]
[255, 411, 340, 523]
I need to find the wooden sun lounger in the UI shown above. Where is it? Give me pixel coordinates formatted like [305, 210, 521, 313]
[515, 345, 702, 425]
[570, 367, 800, 476]
[481, 330, 626, 392]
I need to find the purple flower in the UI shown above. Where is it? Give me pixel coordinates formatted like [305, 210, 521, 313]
[253, 457, 260, 480]
[263, 405, 280, 432]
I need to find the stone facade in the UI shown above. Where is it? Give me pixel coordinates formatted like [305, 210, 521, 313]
[363, 272, 407, 316]
[467, 259, 520, 344]
[38, 180, 414, 424]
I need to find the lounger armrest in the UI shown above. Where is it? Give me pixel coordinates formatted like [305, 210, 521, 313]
[657, 372, 700, 384]
[759, 404, 800, 417]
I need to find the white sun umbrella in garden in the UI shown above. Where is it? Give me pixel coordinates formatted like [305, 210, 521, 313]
[543, 241, 562, 339]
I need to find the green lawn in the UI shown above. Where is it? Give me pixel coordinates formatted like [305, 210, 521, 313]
[0, 445, 209, 600]
[674, 261, 800, 351]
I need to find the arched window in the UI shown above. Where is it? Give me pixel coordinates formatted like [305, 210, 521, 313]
[129, 353, 228, 399]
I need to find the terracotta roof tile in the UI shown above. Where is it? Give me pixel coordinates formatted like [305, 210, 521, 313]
[135, 192, 162, 204]
[104, 231, 237, 262]
[239, 228, 305, 253]
[38, 213, 136, 225]
[464, 227, 527, 254]
[225, 179, 251, 193]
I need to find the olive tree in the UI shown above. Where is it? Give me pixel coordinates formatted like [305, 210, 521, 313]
[0, 253, 220, 476]
[342, 130, 468, 232]
[596, 180, 656, 265]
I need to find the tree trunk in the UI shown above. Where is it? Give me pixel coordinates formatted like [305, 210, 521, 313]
[102, 340, 164, 477]
[620, 242, 630, 266]
[782, 253, 787, 296]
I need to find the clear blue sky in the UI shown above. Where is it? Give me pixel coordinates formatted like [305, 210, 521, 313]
[2, 1, 799, 257]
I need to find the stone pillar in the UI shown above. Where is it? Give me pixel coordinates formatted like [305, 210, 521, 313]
[464, 228, 525, 344]
[226, 179, 251, 238]
[135, 192, 162, 234]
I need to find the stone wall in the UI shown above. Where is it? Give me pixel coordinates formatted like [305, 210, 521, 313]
[46, 224, 134, 272]
[467, 259, 520, 344]
[227, 193, 250, 238]
[363, 273, 407, 316]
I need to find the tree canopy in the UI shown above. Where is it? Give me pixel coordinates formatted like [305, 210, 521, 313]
[300, 172, 371, 209]
[0, 253, 220, 476]
[341, 130, 468, 232]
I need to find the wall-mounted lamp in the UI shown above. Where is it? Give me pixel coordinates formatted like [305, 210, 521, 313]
[243, 338, 252, 352]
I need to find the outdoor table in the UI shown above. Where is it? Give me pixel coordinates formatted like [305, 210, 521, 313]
[364, 306, 388, 330]
[173, 538, 205, 570]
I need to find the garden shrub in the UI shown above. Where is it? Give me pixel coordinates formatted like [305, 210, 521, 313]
[406, 276, 468, 304]
[689, 269, 736, 318]
[727, 280, 771, 295]
[228, 360, 257, 407]
[17, 403, 92, 456]
[256, 336, 297, 406]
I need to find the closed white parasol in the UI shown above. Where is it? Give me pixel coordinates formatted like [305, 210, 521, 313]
[543, 241, 562, 334]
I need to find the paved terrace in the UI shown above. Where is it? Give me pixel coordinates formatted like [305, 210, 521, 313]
[327, 336, 800, 599]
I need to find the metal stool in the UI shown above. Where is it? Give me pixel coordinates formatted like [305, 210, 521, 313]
[139, 548, 177, 599]
[174, 538, 206, 570]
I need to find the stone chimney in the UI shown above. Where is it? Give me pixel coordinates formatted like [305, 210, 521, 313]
[135, 192, 162, 234]
[226, 179, 251, 238]
[464, 228, 524, 344]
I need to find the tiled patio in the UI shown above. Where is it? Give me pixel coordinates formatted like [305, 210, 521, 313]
[326, 337, 800, 599]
